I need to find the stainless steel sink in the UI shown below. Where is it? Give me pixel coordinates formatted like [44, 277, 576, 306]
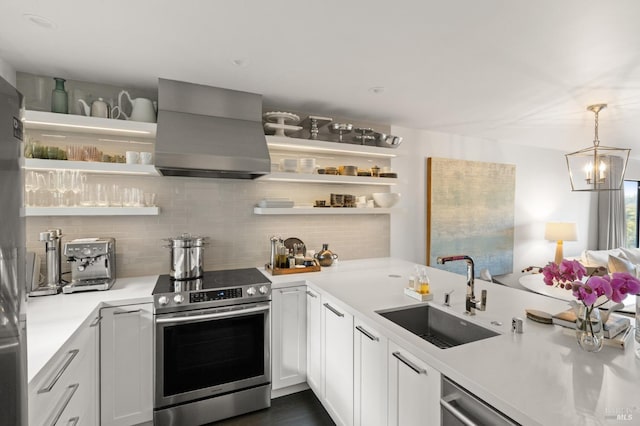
[377, 304, 499, 349]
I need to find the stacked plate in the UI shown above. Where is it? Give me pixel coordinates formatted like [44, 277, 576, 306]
[258, 198, 295, 208]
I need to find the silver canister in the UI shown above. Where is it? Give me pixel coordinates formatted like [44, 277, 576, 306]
[39, 228, 62, 288]
[164, 233, 208, 280]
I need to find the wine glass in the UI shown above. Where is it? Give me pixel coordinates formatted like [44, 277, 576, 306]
[55, 170, 69, 206]
[46, 171, 58, 206]
[68, 171, 83, 206]
[24, 171, 37, 207]
[36, 173, 49, 206]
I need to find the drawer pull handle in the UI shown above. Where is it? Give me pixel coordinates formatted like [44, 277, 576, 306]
[114, 309, 141, 315]
[67, 416, 80, 426]
[47, 383, 79, 426]
[280, 289, 300, 295]
[306, 290, 318, 298]
[392, 351, 427, 375]
[38, 349, 79, 394]
[323, 303, 344, 317]
[89, 315, 102, 327]
[440, 398, 477, 426]
[356, 325, 379, 341]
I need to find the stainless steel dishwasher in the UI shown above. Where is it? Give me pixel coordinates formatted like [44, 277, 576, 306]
[441, 376, 520, 426]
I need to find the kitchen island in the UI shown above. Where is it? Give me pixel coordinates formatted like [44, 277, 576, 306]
[27, 258, 640, 425]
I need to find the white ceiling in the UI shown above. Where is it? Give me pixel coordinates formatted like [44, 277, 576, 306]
[2, 0, 640, 155]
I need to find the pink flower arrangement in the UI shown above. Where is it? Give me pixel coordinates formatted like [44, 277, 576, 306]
[541, 259, 640, 307]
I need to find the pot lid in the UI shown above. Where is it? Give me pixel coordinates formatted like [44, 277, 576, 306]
[163, 233, 209, 247]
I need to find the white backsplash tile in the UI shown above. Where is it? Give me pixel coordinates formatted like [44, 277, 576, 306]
[27, 177, 390, 278]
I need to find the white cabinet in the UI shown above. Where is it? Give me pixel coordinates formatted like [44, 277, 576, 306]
[387, 340, 441, 426]
[272, 284, 307, 391]
[100, 303, 153, 426]
[306, 287, 323, 397]
[354, 318, 388, 426]
[29, 312, 100, 426]
[322, 295, 354, 426]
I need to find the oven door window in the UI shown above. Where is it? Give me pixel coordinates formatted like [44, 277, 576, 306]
[162, 313, 265, 397]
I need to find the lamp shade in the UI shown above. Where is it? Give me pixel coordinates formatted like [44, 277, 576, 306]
[545, 222, 577, 241]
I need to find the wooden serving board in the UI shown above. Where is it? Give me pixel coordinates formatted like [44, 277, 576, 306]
[266, 261, 321, 275]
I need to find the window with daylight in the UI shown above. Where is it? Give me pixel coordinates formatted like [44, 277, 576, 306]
[624, 180, 639, 248]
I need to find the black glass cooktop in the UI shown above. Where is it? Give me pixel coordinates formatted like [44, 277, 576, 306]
[152, 267, 271, 295]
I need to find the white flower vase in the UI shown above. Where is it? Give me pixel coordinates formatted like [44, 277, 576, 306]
[575, 305, 604, 353]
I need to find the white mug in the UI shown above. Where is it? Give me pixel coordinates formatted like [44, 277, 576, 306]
[125, 151, 140, 164]
[140, 151, 153, 165]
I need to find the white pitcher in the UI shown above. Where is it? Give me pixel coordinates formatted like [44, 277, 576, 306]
[113, 90, 157, 123]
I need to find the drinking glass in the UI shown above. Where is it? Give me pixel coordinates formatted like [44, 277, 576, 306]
[123, 187, 143, 207]
[144, 192, 157, 207]
[109, 184, 122, 207]
[94, 183, 109, 207]
[80, 183, 93, 207]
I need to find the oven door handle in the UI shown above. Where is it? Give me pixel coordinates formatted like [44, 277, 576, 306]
[155, 304, 270, 324]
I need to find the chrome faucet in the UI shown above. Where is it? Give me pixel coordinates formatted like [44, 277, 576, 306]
[436, 255, 487, 315]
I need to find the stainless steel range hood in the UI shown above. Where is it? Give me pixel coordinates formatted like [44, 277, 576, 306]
[155, 79, 271, 179]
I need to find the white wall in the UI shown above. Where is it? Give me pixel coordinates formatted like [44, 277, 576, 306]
[389, 125, 611, 288]
[27, 177, 390, 278]
[0, 57, 16, 86]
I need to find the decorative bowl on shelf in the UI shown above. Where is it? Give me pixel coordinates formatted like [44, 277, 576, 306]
[372, 192, 401, 208]
[375, 133, 403, 148]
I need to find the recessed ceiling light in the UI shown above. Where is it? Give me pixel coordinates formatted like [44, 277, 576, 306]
[23, 13, 56, 30]
[368, 86, 385, 94]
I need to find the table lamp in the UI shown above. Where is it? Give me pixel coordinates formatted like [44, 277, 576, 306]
[545, 222, 578, 265]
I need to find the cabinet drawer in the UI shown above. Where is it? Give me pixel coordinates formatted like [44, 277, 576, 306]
[29, 322, 96, 426]
[53, 377, 96, 426]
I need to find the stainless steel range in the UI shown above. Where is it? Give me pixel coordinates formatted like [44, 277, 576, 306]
[152, 268, 272, 426]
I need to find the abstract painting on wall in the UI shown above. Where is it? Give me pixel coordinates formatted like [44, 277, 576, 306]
[426, 157, 515, 277]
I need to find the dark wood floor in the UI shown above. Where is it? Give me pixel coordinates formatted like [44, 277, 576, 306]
[210, 390, 335, 426]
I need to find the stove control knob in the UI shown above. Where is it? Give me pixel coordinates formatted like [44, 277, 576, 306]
[173, 294, 185, 304]
[247, 287, 256, 296]
[259, 286, 268, 295]
[158, 296, 169, 306]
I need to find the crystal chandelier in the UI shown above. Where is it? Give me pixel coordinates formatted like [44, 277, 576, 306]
[565, 104, 630, 191]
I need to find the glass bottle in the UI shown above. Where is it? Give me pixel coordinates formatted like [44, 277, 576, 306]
[51, 77, 68, 114]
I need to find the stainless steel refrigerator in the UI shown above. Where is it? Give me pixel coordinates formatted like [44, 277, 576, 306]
[0, 75, 27, 425]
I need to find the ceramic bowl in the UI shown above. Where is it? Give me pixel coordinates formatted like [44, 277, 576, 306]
[372, 192, 401, 208]
[299, 158, 316, 174]
[279, 158, 298, 172]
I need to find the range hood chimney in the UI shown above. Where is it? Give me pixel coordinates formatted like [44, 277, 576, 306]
[155, 78, 271, 179]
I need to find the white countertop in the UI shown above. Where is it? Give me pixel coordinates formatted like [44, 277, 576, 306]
[27, 259, 640, 425]
[26, 275, 157, 382]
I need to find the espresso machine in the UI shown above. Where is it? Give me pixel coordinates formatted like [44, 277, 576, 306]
[63, 238, 116, 293]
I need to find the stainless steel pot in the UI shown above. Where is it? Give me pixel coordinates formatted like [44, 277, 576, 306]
[164, 233, 208, 280]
